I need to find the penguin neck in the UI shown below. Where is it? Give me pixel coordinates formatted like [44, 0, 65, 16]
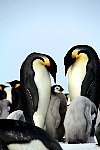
[32, 60, 51, 128]
[68, 55, 88, 100]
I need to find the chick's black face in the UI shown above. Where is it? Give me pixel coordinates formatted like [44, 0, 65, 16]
[51, 85, 64, 94]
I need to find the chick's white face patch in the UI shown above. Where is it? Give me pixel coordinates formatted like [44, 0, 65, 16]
[54, 86, 61, 93]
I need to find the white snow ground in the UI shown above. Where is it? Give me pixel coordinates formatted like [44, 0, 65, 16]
[60, 143, 100, 150]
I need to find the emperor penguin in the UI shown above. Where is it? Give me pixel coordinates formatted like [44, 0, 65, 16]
[64, 96, 97, 144]
[64, 45, 100, 135]
[45, 85, 67, 142]
[95, 122, 100, 146]
[20, 52, 57, 128]
[7, 80, 21, 113]
[0, 84, 8, 100]
[0, 119, 63, 150]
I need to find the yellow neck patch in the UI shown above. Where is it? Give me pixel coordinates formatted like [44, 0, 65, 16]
[41, 57, 50, 66]
[72, 49, 79, 58]
[15, 84, 20, 88]
[0, 86, 2, 90]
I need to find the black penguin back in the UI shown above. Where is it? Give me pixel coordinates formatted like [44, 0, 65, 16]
[0, 119, 63, 150]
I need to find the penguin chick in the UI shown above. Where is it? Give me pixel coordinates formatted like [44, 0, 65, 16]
[95, 122, 100, 146]
[7, 80, 21, 113]
[0, 84, 8, 100]
[64, 96, 97, 144]
[7, 110, 25, 122]
[0, 99, 10, 119]
[0, 119, 63, 150]
[45, 85, 67, 142]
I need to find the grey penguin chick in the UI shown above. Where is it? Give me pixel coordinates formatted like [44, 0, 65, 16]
[64, 96, 97, 144]
[7, 110, 25, 122]
[45, 85, 67, 142]
[0, 99, 10, 119]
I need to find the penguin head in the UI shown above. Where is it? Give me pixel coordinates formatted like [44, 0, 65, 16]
[32, 53, 57, 83]
[51, 85, 64, 94]
[64, 45, 94, 76]
[0, 84, 8, 91]
[7, 80, 20, 89]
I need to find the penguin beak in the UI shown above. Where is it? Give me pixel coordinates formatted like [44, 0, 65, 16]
[46, 63, 57, 83]
[64, 51, 76, 76]
[43, 57, 57, 83]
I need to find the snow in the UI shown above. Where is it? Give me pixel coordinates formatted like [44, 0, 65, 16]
[60, 143, 100, 150]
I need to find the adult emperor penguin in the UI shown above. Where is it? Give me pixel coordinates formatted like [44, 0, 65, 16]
[64, 45, 100, 135]
[64, 96, 97, 144]
[7, 80, 21, 113]
[20, 52, 57, 128]
[0, 119, 63, 150]
[0, 84, 8, 100]
[45, 85, 67, 142]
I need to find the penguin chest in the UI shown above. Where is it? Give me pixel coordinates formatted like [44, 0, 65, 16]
[33, 65, 51, 128]
[8, 140, 49, 150]
[68, 60, 88, 100]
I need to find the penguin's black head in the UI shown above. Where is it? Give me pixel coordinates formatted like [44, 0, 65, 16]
[64, 45, 93, 76]
[0, 84, 8, 91]
[51, 85, 64, 94]
[7, 80, 20, 89]
[32, 53, 57, 83]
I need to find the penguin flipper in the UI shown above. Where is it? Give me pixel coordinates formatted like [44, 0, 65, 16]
[81, 65, 94, 97]
[52, 97, 61, 128]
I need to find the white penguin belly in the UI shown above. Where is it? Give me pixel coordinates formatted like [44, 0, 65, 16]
[33, 64, 51, 128]
[68, 60, 88, 100]
[8, 140, 49, 150]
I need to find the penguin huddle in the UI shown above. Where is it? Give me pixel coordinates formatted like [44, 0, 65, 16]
[0, 45, 100, 149]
